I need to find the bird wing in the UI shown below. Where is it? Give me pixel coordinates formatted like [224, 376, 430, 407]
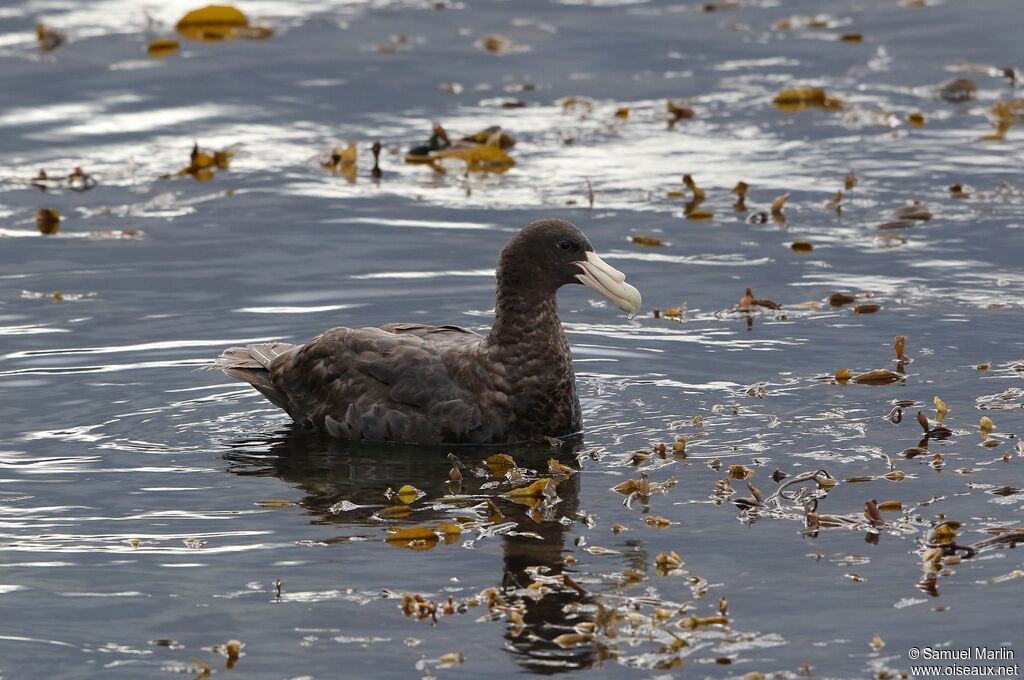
[379, 322, 482, 344]
[268, 326, 499, 444]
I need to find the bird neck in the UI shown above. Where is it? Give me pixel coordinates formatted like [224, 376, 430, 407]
[486, 285, 581, 440]
[488, 287, 567, 353]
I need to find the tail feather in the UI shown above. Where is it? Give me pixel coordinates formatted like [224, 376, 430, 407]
[213, 342, 298, 413]
[212, 342, 296, 371]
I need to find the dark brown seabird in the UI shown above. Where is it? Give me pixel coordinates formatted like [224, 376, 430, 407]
[213, 218, 642, 445]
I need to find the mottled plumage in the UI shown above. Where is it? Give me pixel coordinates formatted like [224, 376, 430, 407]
[214, 218, 641, 445]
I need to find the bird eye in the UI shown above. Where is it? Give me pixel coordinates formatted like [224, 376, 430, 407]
[557, 240, 574, 251]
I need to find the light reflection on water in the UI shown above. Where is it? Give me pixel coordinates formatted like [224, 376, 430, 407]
[2, 0, 1024, 676]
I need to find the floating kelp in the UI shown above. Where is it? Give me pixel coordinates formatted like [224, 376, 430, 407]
[667, 99, 694, 128]
[612, 471, 678, 510]
[27, 167, 97, 192]
[547, 458, 575, 477]
[864, 499, 886, 526]
[255, 498, 295, 509]
[386, 522, 462, 551]
[772, 14, 835, 30]
[322, 142, 358, 182]
[650, 305, 685, 321]
[732, 181, 749, 210]
[737, 287, 782, 311]
[386, 484, 425, 504]
[630, 235, 665, 247]
[685, 207, 713, 221]
[370, 141, 382, 178]
[406, 123, 515, 173]
[825, 190, 843, 213]
[852, 369, 903, 385]
[894, 199, 933, 221]
[645, 515, 673, 528]
[428, 144, 516, 173]
[682, 174, 705, 201]
[147, 38, 180, 57]
[894, 335, 908, 363]
[985, 99, 1024, 140]
[723, 465, 920, 540]
[937, 76, 977, 102]
[949, 182, 974, 198]
[460, 126, 516, 149]
[992, 99, 1024, 123]
[22, 290, 97, 303]
[505, 478, 556, 498]
[406, 122, 451, 160]
[175, 5, 272, 42]
[177, 142, 234, 181]
[374, 34, 422, 54]
[478, 34, 518, 54]
[770, 192, 790, 220]
[322, 142, 356, 170]
[207, 639, 244, 669]
[35, 208, 60, 235]
[655, 550, 684, 576]
[484, 453, 516, 478]
[560, 96, 594, 116]
[704, 0, 741, 10]
[828, 292, 856, 307]
[36, 22, 65, 52]
[773, 87, 843, 112]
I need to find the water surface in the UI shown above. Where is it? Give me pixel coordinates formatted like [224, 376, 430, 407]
[2, 0, 1023, 677]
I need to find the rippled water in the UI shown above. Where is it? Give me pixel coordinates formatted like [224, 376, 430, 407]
[2, 0, 1023, 677]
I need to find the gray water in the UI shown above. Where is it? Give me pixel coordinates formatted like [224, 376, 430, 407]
[2, 0, 1023, 678]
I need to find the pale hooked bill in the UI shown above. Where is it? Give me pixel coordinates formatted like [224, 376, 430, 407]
[575, 251, 642, 317]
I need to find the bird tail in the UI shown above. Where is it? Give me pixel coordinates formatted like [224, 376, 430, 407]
[212, 342, 297, 411]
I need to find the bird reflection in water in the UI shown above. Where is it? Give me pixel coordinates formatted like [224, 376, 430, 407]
[222, 426, 600, 672]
